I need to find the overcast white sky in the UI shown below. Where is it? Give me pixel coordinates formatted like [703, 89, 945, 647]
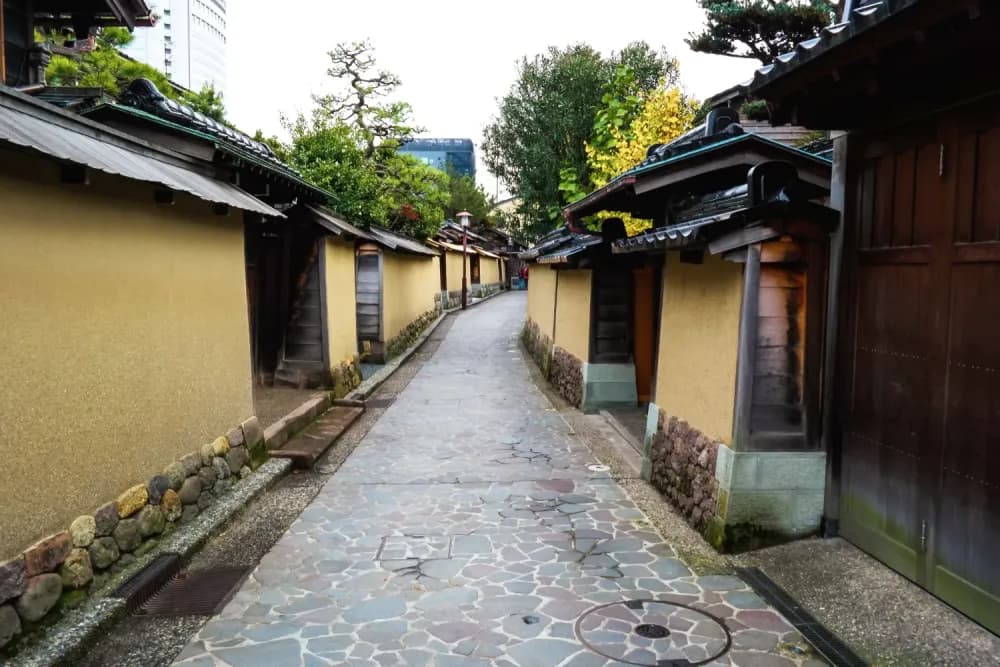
[225, 0, 758, 198]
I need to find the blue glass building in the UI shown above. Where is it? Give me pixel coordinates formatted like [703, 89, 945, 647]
[398, 138, 475, 179]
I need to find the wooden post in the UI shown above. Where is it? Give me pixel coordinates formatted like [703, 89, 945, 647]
[732, 244, 761, 450]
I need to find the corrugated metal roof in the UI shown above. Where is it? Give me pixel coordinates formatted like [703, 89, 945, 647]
[366, 226, 438, 257]
[0, 87, 281, 218]
[306, 205, 372, 239]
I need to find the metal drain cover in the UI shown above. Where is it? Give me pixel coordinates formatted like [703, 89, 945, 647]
[575, 599, 732, 666]
[136, 567, 250, 616]
[587, 464, 610, 472]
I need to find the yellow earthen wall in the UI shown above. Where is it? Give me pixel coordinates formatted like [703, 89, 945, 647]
[324, 237, 359, 367]
[527, 265, 557, 340]
[0, 155, 253, 558]
[478, 255, 501, 285]
[381, 251, 439, 342]
[444, 249, 468, 293]
[554, 269, 592, 362]
[655, 252, 744, 443]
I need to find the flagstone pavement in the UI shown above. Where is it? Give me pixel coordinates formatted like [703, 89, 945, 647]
[173, 292, 827, 667]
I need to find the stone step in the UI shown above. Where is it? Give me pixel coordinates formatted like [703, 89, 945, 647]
[269, 406, 364, 468]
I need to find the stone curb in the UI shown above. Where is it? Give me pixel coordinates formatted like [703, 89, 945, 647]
[347, 311, 450, 401]
[263, 393, 332, 451]
[8, 458, 293, 667]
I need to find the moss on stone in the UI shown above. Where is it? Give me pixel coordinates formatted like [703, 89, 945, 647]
[331, 356, 362, 399]
[386, 311, 436, 360]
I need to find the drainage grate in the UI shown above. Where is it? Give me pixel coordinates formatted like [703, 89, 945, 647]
[736, 567, 868, 667]
[113, 553, 181, 612]
[367, 396, 396, 409]
[135, 567, 251, 616]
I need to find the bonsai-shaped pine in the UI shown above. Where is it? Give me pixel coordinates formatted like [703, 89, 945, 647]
[687, 0, 843, 64]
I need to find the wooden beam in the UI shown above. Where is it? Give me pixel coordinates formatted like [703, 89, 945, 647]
[708, 226, 780, 255]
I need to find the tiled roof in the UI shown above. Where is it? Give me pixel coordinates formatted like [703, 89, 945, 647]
[744, 0, 915, 96]
[519, 225, 603, 264]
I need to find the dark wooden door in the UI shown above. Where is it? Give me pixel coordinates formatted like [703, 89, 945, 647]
[632, 265, 656, 402]
[841, 104, 1000, 632]
[591, 267, 632, 364]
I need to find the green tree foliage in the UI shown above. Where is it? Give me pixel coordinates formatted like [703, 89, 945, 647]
[281, 41, 449, 239]
[312, 40, 423, 159]
[686, 0, 840, 63]
[482, 42, 676, 240]
[45, 27, 176, 98]
[182, 83, 228, 123]
[446, 171, 495, 224]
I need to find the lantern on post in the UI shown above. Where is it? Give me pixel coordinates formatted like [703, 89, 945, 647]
[457, 211, 472, 309]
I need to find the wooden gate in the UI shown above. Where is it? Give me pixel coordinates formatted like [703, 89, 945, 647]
[356, 246, 382, 344]
[841, 102, 1000, 632]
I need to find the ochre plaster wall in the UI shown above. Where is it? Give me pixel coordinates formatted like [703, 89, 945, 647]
[0, 157, 253, 558]
[444, 250, 468, 293]
[527, 265, 557, 340]
[554, 269, 592, 362]
[324, 237, 358, 366]
[655, 252, 743, 443]
[479, 255, 501, 285]
[382, 251, 438, 343]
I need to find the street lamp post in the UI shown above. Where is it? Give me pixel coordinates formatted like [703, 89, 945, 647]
[458, 211, 471, 310]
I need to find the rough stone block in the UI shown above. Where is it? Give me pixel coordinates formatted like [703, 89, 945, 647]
[180, 453, 202, 476]
[178, 476, 202, 505]
[211, 435, 230, 457]
[116, 485, 148, 519]
[15, 574, 62, 622]
[88, 537, 120, 571]
[163, 462, 186, 491]
[241, 416, 264, 450]
[0, 603, 21, 649]
[69, 515, 96, 549]
[225, 446, 249, 473]
[59, 549, 93, 590]
[197, 492, 214, 510]
[146, 476, 171, 506]
[213, 457, 231, 480]
[180, 505, 199, 524]
[161, 489, 182, 522]
[138, 505, 166, 538]
[226, 425, 245, 448]
[24, 532, 72, 577]
[112, 517, 142, 553]
[197, 465, 218, 488]
[199, 443, 216, 467]
[0, 557, 27, 605]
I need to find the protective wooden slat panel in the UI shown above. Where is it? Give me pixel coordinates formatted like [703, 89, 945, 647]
[859, 162, 876, 250]
[912, 143, 941, 246]
[873, 154, 895, 248]
[891, 148, 916, 247]
[936, 263, 1000, 608]
[953, 131, 977, 243]
[973, 126, 1000, 243]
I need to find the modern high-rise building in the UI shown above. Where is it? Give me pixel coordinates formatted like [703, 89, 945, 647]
[124, 0, 227, 95]
[398, 138, 475, 179]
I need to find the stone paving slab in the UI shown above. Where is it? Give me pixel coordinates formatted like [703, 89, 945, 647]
[271, 406, 365, 469]
[173, 294, 826, 667]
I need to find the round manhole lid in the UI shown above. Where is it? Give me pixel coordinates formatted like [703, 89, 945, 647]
[575, 599, 731, 666]
[587, 464, 610, 472]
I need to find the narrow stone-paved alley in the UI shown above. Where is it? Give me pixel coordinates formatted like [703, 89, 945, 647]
[173, 293, 825, 667]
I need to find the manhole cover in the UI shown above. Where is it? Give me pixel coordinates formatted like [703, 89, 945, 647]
[136, 567, 250, 616]
[587, 464, 610, 472]
[575, 599, 732, 666]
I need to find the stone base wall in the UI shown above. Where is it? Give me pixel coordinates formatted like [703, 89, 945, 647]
[647, 410, 719, 533]
[550, 346, 584, 408]
[330, 356, 362, 399]
[435, 291, 460, 311]
[0, 417, 268, 652]
[470, 282, 503, 299]
[521, 319, 552, 378]
[386, 310, 437, 360]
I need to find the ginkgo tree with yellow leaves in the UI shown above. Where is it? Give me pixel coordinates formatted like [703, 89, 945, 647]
[560, 65, 699, 236]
